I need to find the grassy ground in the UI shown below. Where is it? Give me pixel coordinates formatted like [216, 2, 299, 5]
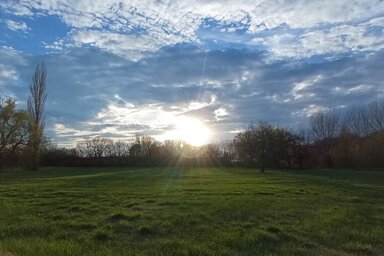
[0, 167, 383, 256]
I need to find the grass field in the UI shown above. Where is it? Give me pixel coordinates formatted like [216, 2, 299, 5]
[0, 167, 383, 256]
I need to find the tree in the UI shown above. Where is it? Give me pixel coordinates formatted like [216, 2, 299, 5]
[0, 98, 30, 169]
[234, 121, 275, 172]
[77, 137, 113, 158]
[217, 139, 236, 166]
[201, 144, 220, 166]
[344, 105, 371, 137]
[272, 128, 303, 169]
[135, 134, 159, 157]
[128, 134, 161, 165]
[309, 110, 340, 168]
[129, 143, 142, 158]
[110, 140, 130, 157]
[367, 100, 384, 133]
[27, 62, 47, 170]
[234, 121, 304, 171]
[129, 134, 159, 158]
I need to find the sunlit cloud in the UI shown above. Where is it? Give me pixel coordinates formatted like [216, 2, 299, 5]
[293, 104, 330, 118]
[0, 1, 383, 145]
[214, 108, 229, 121]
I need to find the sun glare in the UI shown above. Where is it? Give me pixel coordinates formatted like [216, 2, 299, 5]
[171, 116, 211, 146]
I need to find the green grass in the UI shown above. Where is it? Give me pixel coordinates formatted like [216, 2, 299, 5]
[0, 167, 383, 256]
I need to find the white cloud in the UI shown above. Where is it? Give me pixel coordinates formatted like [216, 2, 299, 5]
[0, 65, 18, 82]
[94, 94, 216, 126]
[252, 17, 384, 58]
[1, 21, 384, 146]
[95, 102, 177, 129]
[293, 104, 329, 117]
[0, 46, 27, 96]
[301, 22, 384, 55]
[6, 19, 29, 32]
[49, 93, 219, 145]
[332, 84, 374, 95]
[1, 3, 34, 16]
[0, 67, 18, 98]
[291, 75, 322, 100]
[43, 39, 65, 50]
[51, 123, 103, 147]
[263, 75, 321, 103]
[71, 29, 184, 60]
[2, 0, 383, 60]
[53, 123, 95, 137]
[214, 108, 229, 121]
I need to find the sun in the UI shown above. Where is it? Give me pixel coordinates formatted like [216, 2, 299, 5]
[171, 116, 211, 146]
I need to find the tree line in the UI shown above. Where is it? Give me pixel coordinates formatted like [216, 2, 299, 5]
[1, 63, 383, 171]
[38, 99, 384, 170]
[40, 135, 225, 167]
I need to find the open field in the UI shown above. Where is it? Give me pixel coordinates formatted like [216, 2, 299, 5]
[0, 167, 383, 256]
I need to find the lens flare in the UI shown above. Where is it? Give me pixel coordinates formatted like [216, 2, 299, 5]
[161, 116, 211, 146]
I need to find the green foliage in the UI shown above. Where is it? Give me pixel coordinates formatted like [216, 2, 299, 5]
[234, 121, 303, 171]
[0, 167, 383, 255]
[0, 98, 30, 168]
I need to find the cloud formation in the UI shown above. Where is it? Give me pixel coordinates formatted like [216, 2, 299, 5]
[0, 1, 383, 146]
[1, 44, 383, 146]
[2, 0, 384, 59]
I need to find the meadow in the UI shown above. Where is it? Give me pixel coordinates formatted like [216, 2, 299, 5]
[0, 167, 383, 256]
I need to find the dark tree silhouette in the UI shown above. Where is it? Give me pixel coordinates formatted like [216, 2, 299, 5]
[234, 121, 276, 172]
[110, 140, 130, 157]
[77, 137, 113, 158]
[309, 110, 340, 168]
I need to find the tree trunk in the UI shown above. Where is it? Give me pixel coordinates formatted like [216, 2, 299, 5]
[260, 158, 265, 172]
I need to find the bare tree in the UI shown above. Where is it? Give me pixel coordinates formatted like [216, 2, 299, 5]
[310, 110, 340, 142]
[110, 140, 130, 157]
[344, 105, 371, 137]
[77, 137, 113, 158]
[27, 63, 47, 171]
[310, 110, 340, 168]
[367, 100, 384, 132]
[217, 139, 236, 166]
[133, 134, 159, 157]
[76, 141, 88, 158]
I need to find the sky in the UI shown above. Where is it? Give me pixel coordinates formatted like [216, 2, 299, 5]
[0, 0, 384, 147]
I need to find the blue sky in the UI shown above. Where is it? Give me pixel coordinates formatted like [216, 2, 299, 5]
[1, 0, 384, 146]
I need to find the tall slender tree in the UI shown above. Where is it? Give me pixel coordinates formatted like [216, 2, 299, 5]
[27, 62, 47, 171]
